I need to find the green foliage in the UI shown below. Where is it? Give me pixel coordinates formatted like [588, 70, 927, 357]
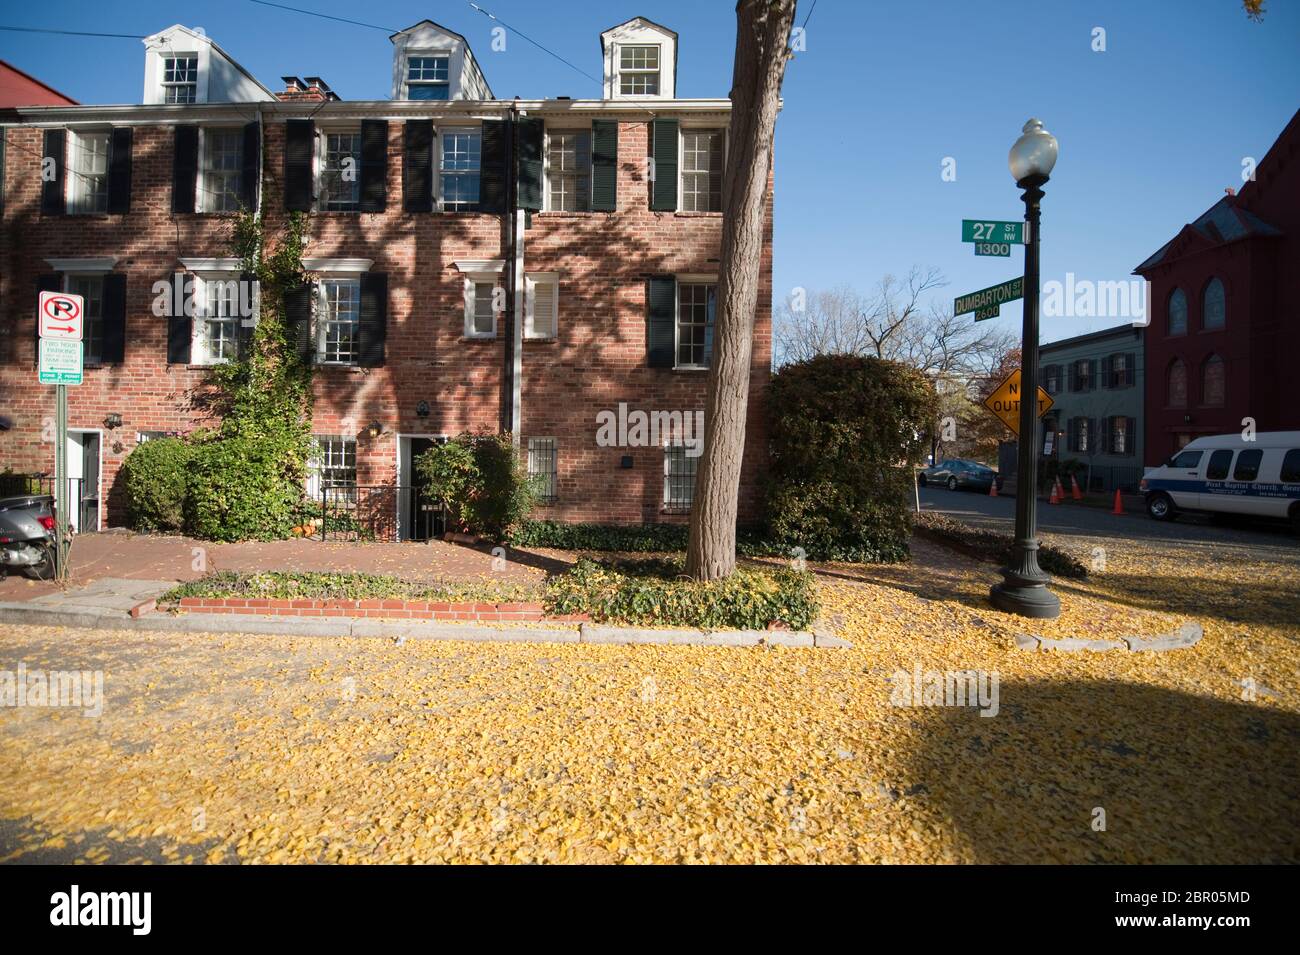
[164, 570, 539, 604]
[184, 435, 307, 541]
[509, 520, 690, 552]
[545, 557, 820, 631]
[764, 354, 939, 563]
[416, 431, 537, 540]
[121, 438, 192, 533]
[912, 511, 1088, 580]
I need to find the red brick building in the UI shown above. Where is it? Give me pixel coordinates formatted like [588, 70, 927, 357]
[0, 19, 773, 538]
[1134, 109, 1299, 465]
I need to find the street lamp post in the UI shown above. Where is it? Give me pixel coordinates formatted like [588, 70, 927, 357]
[990, 118, 1061, 620]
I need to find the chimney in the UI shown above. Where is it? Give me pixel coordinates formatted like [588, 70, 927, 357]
[276, 75, 339, 102]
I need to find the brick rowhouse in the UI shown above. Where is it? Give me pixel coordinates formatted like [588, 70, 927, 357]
[0, 18, 773, 537]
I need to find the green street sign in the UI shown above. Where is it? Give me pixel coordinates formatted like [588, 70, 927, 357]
[39, 338, 83, 385]
[974, 242, 1012, 257]
[962, 219, 1025, 245]
[974, 305, 1000, 321]
[954, 276, 1024, 316]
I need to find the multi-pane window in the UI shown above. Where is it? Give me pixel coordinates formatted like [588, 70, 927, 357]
[1044, 364, 1061, 394]
[525, 274, 557, 339]
[440, 130, 481, 210]
[664, 444, 697, 510]
[1070, 358, 1094, 392]
[527, 438, 558, 503]
[677, 282, 715, 369]
[1069, 417, 1091, 453]
[200, 128, 242, 213]
[69, 131, 110, 215]
[1202, 354, 1225, 406]
[318, 279, 359, 364]
[1167, 359, 1187, 407]
[202, 276, 242, 363]
[1108, 352, 1133, 388]
[1203, 277, 1225, 330]
[546, 130, 591, 211]
[466, 279, 497, 337]
[1168, 287, 1187, 335]
[619, 45, 660, 95]
[407, 56, 449, 100]
[65, 274, 104, 364]
[162, 55, 198, 103]
[1109, 417, 1130, 455]
[681, 130, 723, 212]
[308, 437, 357, 499]
[321, 131, 361, 211]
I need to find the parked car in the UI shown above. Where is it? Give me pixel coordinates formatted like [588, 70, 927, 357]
[918, 459, 1000, 492]
[1140, 432, 1300, 531]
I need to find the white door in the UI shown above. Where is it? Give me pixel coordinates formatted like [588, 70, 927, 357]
[64, 431, 101, 532]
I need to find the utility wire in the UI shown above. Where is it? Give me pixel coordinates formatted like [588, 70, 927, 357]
[245, 0, 396, 33]
[465, 2, 600, 86]
[0, 25, 144, 38]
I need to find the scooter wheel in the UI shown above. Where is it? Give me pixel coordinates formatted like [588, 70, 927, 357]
[22, 543, 57, 581]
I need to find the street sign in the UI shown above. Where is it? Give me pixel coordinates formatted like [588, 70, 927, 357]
[982, 368, 1052, 437]
[974, 305, 1000, 321]
[38, 291, 84, 341]
[954, 276, 1024, 316]
[962, 219, 1025, 245]
[974, 242, 1011, 257]
[38, 338, 83, 385]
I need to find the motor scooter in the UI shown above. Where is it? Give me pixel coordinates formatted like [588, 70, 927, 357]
[0, 493, 58, 580]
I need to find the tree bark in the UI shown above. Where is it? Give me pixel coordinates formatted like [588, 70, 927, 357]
[686, 0, 797, 581]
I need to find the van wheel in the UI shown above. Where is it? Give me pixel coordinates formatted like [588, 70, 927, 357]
[1146, 492, 1177, 522]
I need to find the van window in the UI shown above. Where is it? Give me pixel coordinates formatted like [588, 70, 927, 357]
[1170, 450, 1202, 469]
[1206, 450, 1233, 481]
[1281, 450, 1300, 483]
[1233, 449, 1263, 482]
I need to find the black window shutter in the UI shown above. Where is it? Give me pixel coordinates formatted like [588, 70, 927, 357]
[35, 274, 61, 365]
[402, 120, 433, 213]
[516, 117, 544, 211]
[172, 125, 199, 214]
[359, 119, 388, 213]
[283, 119, 315, 212]
[107, 127, 132, 215]
[1127, 417, 1138, 455]
[1088, 417, 1098, 450]
[168, 272, 192, 364]
[241, 122, 260, 210]
[358, 272, 388, 366]
[479, 119, 509, 214]
[237, 271, 257, 359]
[1090, 359, 1100, 390]
[1101, 354, 1112, 389]
[646, 276, 676, 368]
[99, 273, 127, 364]
[591, 120, 618, 212]
[1068, 363, 1078, 392]
[1126, 353, 1136, 387]
[283, 283, 315, 363]
[650, 118, 678, 211]
[41, 129, 66, 215]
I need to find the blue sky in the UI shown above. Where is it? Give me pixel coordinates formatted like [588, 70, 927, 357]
[3, 1, 1297, 344]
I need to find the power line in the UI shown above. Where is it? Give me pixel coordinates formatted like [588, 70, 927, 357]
[465, 2, 600, 86]
[800, 0, 819, 31]
[0, 25, 144, 39]
[245, 0, 396, 33]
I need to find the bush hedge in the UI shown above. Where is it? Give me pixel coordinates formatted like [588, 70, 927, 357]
[163, 570, 539, 604]
[184, 435, 307, 542]
[912, 511, 1088, 579]
[545, 557, 820, 631]
[416, 431, 537, 540]
[508, 520, 689, 552]
[120, 437, 192, 533]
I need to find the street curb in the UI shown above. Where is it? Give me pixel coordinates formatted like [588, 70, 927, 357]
[1014, 621, 1203, 653]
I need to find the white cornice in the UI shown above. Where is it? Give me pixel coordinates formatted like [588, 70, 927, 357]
[46, 257, 118, 272]
[179, 257, 243, 273]
[302, 258, 373, 273]
[454, 259, 505, 273]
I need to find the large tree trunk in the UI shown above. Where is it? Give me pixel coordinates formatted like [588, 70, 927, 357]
[686, 0, 797, 581]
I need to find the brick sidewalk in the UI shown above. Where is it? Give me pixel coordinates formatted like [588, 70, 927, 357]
[0, 531, 569, 604]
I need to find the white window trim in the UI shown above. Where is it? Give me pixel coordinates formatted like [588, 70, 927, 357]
[615, 43, 662, 98]
[315, 276, 363, 366]
[302, 258, 373, 274]
[678, 126, 726, 213]
[542, 127, 592, 213]
[186, 270, 260, 366]
[436, 126, 481, 212]
[673, 273, 717, 371]
[196, 126, 244, 214]
[462, 273, 501, 340]
[316, 126, 362, 213]
[524, 272, 558, 340]
[65, 129, 112, 216]
[46, 257, 118, 273]
[159, 52, 200, 104]
[404, 52, 451, 101]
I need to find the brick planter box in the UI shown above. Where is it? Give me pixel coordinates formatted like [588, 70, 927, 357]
[174, 596, 588, 624]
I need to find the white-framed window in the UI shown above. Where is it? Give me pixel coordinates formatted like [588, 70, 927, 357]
[681, 129, 724, 212]
[199, 128, 242, 213]
[618, 45, 660, 95]
[527, 437, 558, 503]
[317, 279, 360, 364]
[407, 55, 450, 100]
[189, 273, 257, 365]
[525, 273, 558, 339]
[162, 54, 198, 103]
[137, 430, 180, 445]
[440, 128, 481, 211]
[63, 273, 105, 364]
[676, 279, 716, 369]
[307, 436, 358, 499]
[463, 276, 499, 339]
[545, 129, 591, 212]
[68, 130, 110, 215]
[319, 129, 361, 211]
[664, 442, 697, 510]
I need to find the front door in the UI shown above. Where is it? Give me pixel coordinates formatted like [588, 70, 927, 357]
[65, 431, 100, 532]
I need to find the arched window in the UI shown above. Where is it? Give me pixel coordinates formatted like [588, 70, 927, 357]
[1203, 278, 1225, 330]
[1202, 354, 1225, 407]
[1168, 288, 1187, 336]
[1168, 358, 1187, 408]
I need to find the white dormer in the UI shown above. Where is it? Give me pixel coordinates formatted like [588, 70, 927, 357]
[602, 17, 677, 100]
[389, 20, 493, 102]
[142, 25, 275, 105]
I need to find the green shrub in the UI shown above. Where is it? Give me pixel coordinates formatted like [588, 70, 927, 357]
[545, 557, 820, 631]
[416, 431, 537, 539]
[509, 520, 690, 552]
[184, 435, 307, 542]
[912, 511, 1088, 579]
[764, 354, 938, 563]
[164, 570, 538, 604]
[121, 438, 192, 533]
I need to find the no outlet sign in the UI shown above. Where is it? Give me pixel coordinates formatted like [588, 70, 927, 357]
[39, 291, 84, 341]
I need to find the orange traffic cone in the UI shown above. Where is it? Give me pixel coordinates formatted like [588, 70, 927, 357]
[988, 479, 998, 497]
[1111, 489, 1124, 515]
[1049, 481, 1061, 505]
[1070, 475, 1083, 500]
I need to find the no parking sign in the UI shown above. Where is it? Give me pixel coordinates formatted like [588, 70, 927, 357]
[39, 290, 84, 341]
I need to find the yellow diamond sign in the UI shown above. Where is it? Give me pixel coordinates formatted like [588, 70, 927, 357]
[983, 368, 1053, 436]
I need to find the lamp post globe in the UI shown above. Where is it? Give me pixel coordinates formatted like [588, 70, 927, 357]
[1008, 118, 1058, 185]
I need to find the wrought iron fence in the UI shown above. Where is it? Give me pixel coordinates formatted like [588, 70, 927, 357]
[1080, 464, 1145, 494]
[0, 473, 87, 529]
[314, 484, 444, 542]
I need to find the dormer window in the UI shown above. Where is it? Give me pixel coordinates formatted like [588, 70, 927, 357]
[407, 56, 450, 100]
[619, 45, 660, 95]
[162, 55, 198, 103]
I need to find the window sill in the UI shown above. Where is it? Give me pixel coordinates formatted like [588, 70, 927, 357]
[673, 211, 723, 218]
[672, 366, 708, 373]
[661, 505, 692, 515]
[524, 336, 557, 344]
[460, 335, 498, 343]
[314, 362, 364, 370]
[535, 211, 607, 218]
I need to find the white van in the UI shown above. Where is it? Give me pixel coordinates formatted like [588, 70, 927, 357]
[1140, 432, 1300, 531]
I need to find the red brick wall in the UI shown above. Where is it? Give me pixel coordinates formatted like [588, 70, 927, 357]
[1, 114, 773, 531]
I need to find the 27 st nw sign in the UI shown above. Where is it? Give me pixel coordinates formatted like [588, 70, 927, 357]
[954, 277, 1024, 319]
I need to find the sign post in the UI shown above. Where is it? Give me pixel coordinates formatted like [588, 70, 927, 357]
[38, 290, 83, 582]
[981, 368, 1053, 436]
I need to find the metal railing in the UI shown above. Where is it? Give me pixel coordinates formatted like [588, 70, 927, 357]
[315, 484, 445, 542]
[0, 473, 87, 525]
